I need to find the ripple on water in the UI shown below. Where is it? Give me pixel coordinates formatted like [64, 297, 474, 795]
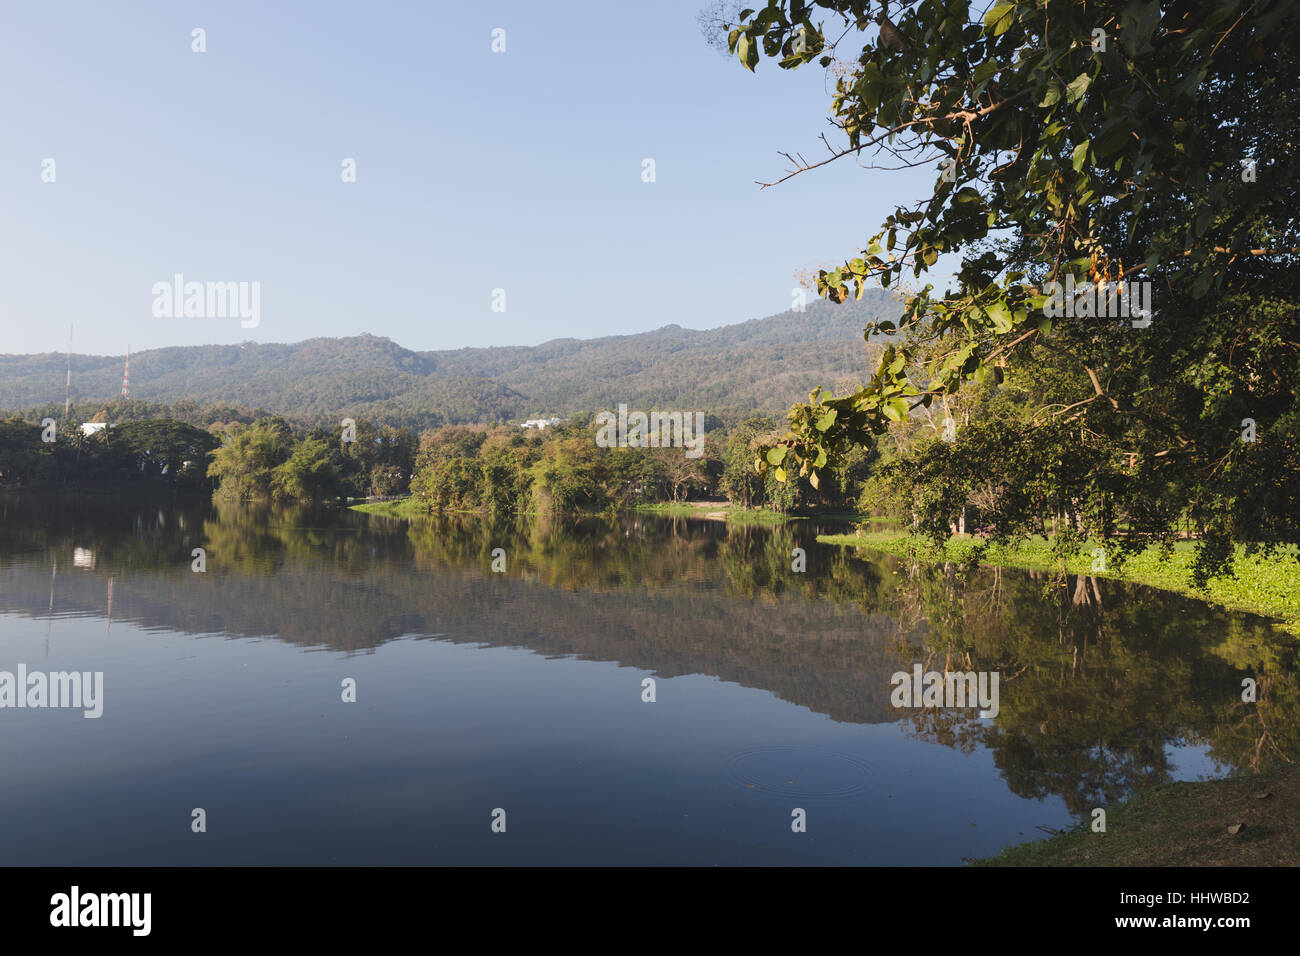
[724, 745, 880, 801]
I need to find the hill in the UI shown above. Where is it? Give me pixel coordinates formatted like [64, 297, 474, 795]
[0, 292, 898, 429]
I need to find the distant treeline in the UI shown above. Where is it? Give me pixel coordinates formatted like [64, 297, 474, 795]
[0, 418, 219, 492]
[209, 416, 875, 513]
[0, 414, 411, 499]
[0, 412, 876, 513]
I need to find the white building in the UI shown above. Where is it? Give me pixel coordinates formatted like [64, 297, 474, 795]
[520, 418, 564, 431]
[80, 422, 111, 436]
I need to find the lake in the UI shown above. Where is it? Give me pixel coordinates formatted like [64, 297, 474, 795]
[1, 494, 1295, 865]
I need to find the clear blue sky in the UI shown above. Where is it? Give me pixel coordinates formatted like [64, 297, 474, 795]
[0, 0, 938, 358]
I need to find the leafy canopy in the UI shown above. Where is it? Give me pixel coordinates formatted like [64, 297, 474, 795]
[727, 0, 1300, 564]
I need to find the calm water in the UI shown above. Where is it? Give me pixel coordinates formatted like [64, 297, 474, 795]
[0, 494, 1295, 865]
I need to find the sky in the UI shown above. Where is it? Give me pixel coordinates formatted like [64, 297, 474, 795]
[0, 0, 939, 358]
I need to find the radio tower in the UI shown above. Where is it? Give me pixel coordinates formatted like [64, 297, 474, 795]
[121, 344, 130, 400]
[64, 325, 72, 418]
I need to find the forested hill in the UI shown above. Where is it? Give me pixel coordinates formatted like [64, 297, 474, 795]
[0, 291, 897, 428]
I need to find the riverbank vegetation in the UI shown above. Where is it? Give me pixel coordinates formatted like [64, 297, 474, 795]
[820, 531, 1300, 634]
[0, 417, 219, 491]
[360, 418, 873, 516]
[1, 409, 863, 512]
[973, 762, 1300, 867]
[205, 417, 415, 501]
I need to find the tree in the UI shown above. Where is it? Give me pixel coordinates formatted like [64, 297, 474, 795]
[725, 0, 1300, 573]
[720, 418, 776, 508]
[110, 420, 220, 490]
[647, 446, 709, 502]
[0, 420, 60, 487]
[528, 438, 608, 514]
[208, 420, 292, 500]
[271, 438, 340, 502]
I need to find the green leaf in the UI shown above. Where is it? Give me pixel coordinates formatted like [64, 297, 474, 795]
[765, 446, 787, 466]
[1065, 72, 1091, 104]
[972, 60, 999, 85]
[1194, 205, 1210, 236]
[737, 34, 759, 71]
[883, 397, 909, 421]
[1119, 1, 1161, 57]
[1071, 140, 1090, 171]
[984, 300, 1013, 333]
[983, 2, 1015, 37]
[815, 408, 838, 432]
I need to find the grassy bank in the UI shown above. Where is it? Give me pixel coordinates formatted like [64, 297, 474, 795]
[632, 501, 723, 517]
[818, 531, 1300, 634]
[973, 764, 1300, 866]
[633, 501, 798, 525]
[351, 498, 722, 521]
[349, 497, 428, 519]
[352, 497, 804, 526]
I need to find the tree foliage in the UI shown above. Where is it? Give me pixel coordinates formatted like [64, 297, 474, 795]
[729, 0, 1300, 571]
[0, 417, 218, 490]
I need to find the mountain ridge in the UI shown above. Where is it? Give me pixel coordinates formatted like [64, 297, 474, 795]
[1, 292, 899, 428]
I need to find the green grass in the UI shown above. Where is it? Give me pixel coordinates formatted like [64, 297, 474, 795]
[354, 497, 796, 524]
[725, 508, 801, 526]
[972, 763, 1300, 866]
[633, 501, 800, 525]
[349, 497, 428, 519]
[351, 498, 548, 519]
[633, 501, 718, 517]
[817, 531, 1300, 633]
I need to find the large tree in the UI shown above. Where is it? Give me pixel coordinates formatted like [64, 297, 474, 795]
[725, 0, 1300, 572]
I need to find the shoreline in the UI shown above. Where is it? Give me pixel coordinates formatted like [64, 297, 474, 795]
[818, 531, 1300, 636]
[349, 496, 804, 526]
[348, 498, 1299, 634]
[972, 763, 1300, 866]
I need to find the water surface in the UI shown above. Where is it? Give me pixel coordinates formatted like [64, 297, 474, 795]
[0, 495, 1294, 865]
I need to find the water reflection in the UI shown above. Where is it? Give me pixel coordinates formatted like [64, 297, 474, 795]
[1, 493, 1295, 830]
